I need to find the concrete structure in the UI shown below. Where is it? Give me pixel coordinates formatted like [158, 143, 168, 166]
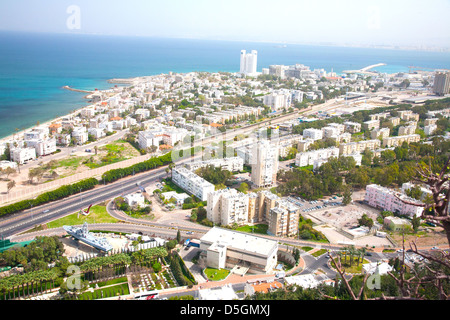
[384, 216, 412, 231]
[199, 227, 278, 274]
[207, 188, 249, 226]
[123, 192, 146, 208]
[185, 157, 244, 173]
[10, 147, 36, 164]
[303, 128, 323, 140]
[267, 199, 300, 237]
[240, 50, 258, 76]
[364, 184, 424, 218]
[71, 127, 88, 145]
[398, 125, 416, 136]
[363, 119, 380, 131]
[160, 191, 190, 206]
[295, 147, 339, 167]
[171, 166, 215, 201]
[433, 72, 450, 96]
[343, 121, 361, 133]
[424, 124, 437, 136]
[339, 140, 381, 155]
[251, 140, 279, 188]
[389, 117, 401, 127]
[382, 134, 420, 148]
[370, 128, 390, 140]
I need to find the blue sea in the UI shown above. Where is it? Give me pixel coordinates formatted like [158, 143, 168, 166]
[1, 30, 450, 139]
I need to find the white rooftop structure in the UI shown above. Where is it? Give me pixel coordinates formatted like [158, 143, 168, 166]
[198, 284, 239, 300]
[363, 262, 393, 275]
[284, 274, 321, 289]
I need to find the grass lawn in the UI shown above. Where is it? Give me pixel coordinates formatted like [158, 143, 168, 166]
[301, 246, 314, 252]
[204, 268, 230, 281]
[162, 178, 186, 194]
[85, 140, 140, 169]
[90, 277, 128, 288]
[311, 249, 328, 257]
[78, 283, 130, 300]
[235, 224, 268, 235]
[46, 204, 119, 228]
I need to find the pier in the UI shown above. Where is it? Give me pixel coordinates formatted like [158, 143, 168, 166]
[62, 86, 95, 94]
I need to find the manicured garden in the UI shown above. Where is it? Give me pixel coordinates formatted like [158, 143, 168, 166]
[203, 268, 230, 281]
[235, 224, 268, 235]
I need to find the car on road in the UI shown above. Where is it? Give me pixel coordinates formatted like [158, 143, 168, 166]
[431, 246, 439, 250]
[43, 209, 50, 213]
[186, 231, 193, 235]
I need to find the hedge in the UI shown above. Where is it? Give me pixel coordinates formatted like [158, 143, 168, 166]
[0, 147, 202, 218]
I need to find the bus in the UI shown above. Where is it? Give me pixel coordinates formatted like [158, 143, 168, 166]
[134, 290, 159, 300]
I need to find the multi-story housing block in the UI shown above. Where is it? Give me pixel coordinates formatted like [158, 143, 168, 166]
[171, 166, 215, 201]
[295, 147, 339, 167]
[339, 139, 381, 155]
[382, 134, 420, 147]
[364, 184, 423, 218]
[343, 121, 361, 133]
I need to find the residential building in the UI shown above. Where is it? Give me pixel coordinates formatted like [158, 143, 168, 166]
[303, 128, 323, 140]
[389, 117, 401, 127]
[185, 157, 244, 173]
[424, 124, 437, 136]
[207, 188, 249, 226]
[343, 121, 361, 133]
[244, 280, 283, 297]
[363, 119, 380, 131]
[171, 166, 215, 201]
[240, 50, 258, 76]
[267, 199, 300, 237]
[398, 125, 416, 136]
[251, 140, 279, 188]
[382, 134, 420, 147]
[424, 118, 438, 126]
[10, 147, 36, 164]
[339, 140, 381, 155]
[370, 128, 390, 140]
[295, 147, 339, 167]
[71, 127, 88, 145]
[433, 72, 450, 96]
[364, 184, 424, 218]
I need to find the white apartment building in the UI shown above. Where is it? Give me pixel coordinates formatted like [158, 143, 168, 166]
[302, 128, 323, 140]
[295, 147, 339, 167]
[370, 127, 390, 140]
[263, 90, 292, 110]
[382, 134, 420, 148]
[251, 140, 279, 188]
[343, 121, 362, 133]
[185, 157, 244, 173]
[398, 125, 416, 136]
[71, 127, 88, 145]
[363, 119, 380, 131]
[88, 128, 106, 140]
[171, 166, 215, 201]
[10, 147, 36, 164]
[322, 126, 340, 139]
[240, 50, 258, 76]
[207, 188, 249, 226]
[339, 139, 381, 155]
[424, 124, 437, 136]
[364, 184, 424, 218]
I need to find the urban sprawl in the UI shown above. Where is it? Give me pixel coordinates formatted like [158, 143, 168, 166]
[0, 50, 449, 301]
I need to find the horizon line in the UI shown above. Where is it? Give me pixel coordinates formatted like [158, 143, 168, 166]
[1, 29, 449, 53]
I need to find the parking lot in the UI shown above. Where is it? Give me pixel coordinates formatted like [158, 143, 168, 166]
[286, 195, 343, 214]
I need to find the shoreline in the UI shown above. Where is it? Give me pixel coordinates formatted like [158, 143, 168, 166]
[0, 80, 135, 145]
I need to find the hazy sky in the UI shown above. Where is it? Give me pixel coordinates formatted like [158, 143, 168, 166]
[1, 0, 449, 47]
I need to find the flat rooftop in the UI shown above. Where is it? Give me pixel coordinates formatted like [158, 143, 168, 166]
[200, 227, 278, 257]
